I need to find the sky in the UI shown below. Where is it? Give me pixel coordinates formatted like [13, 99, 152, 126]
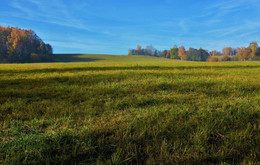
[1, 0, 260, 54]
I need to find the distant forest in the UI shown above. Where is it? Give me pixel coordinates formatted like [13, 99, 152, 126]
[129, 42, 260, 61]
[0, 26, 53, 63]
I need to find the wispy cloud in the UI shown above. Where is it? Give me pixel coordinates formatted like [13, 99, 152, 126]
[178, 20, 188, 34]
[204, 0, 260, 23]
[7, 0, 93, 31]
[203, 20, 260, 38]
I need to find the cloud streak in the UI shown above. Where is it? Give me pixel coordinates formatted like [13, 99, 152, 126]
[8, 0, 93, 32]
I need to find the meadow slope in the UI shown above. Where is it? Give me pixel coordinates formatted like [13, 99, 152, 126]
[0, 54, 259, 164]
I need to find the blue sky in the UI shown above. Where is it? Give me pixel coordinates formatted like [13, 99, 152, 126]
[1, 0, 260, 54]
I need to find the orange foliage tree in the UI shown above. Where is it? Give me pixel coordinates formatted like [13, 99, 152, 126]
[178, 46, 187, 60]
[237, 42, 259, 61]
[136, 45, 143, 55]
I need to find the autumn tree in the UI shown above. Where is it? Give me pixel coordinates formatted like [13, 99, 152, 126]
[237, 47, 244, 60]
[211, 50, 217, 56]
[236, 47, 241, 56]
[170, 47, 179, 59]
[166, 50, 171, 58]
[241, 47, 251, 61]
[0, 26, 53, 63]
[178, 46, 187, 60]
[236, 42, 259, 61]
[136, 45, 143, 55]
[161, 50, 167, 58]
[222, 47, 233, 56]
[0, 26, 11, 62]
[128, 49, 134, 55]
[128, 42, 258, 61]
[249, 42, 258, 60]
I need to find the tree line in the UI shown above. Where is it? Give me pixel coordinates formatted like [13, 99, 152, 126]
[0, 26, 53, 63]
[129, 42, 260, 61]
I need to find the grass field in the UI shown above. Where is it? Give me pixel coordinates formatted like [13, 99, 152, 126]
[0, 54, 259, 164]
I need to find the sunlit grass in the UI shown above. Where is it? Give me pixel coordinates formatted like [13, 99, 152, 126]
[0, 55, 259, 164]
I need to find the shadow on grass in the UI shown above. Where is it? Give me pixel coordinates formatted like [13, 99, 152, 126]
[53, 54, 103, 62]
[1, 71, 259, 102]
[1, 65, 260, 74]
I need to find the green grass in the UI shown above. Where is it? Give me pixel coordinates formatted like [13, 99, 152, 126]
[0, 54, 259, 164]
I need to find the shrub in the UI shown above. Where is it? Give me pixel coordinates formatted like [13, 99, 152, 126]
[253, 56, 260, 61]
[186, 48, 210, 61]
[30, 53, 40, 62]
[230, 56, 239, 61]
[219, 55, 231, 61]
[207, 56, 218, 62]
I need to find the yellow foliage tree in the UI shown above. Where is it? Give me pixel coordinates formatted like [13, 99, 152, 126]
[249, 42, 258, 60]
